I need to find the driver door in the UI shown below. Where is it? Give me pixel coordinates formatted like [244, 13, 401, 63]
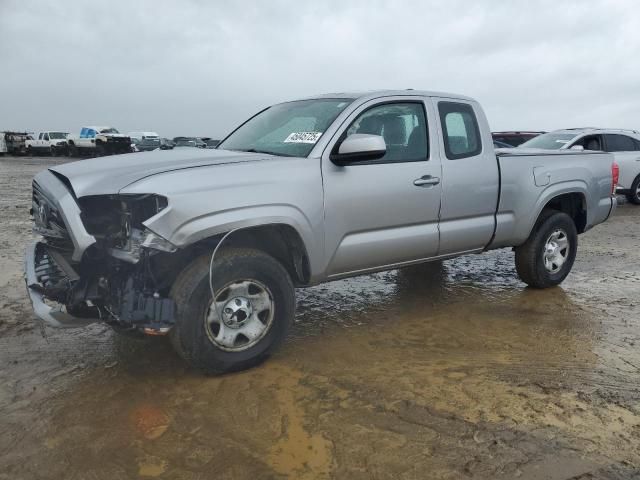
[321, 97, 442, 278]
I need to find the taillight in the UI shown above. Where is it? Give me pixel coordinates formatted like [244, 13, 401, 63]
[612, 161, 619, 195]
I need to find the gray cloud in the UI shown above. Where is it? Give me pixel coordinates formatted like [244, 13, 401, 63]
[1, 0, 639, 137]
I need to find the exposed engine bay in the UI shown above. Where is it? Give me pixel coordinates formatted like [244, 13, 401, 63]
[29, 178, 183, 334]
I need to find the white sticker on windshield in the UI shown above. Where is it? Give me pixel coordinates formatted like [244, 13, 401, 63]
[284, 132, 322, 144]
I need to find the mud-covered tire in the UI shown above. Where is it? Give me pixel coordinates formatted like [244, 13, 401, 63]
[515, 210, 577, 289]
[169, 248, 295, 374]
[627, 175, 640, 205]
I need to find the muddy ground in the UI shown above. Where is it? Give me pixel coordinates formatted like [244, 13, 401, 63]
[0, 155, 639, 479]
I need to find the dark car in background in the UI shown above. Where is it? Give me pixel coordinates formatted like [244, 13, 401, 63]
[202, 137, 220, 148]
[134, 137, 174, 152]
[492, 131, 545, 147]
[493, 139, 514, 149]
[173, 136, 207, 148]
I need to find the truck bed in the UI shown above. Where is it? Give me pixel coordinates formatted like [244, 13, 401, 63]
[489, 148, 615, 249]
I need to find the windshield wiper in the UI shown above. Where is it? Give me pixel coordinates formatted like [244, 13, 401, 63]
[235, 148, 295, 157]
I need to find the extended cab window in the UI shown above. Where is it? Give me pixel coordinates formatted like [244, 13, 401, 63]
[438, 102, 481, 160]
[342, 102, 428, 163]
[604, 134, 637, 152]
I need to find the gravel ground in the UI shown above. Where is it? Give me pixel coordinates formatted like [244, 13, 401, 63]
[0, 155, 639, 479]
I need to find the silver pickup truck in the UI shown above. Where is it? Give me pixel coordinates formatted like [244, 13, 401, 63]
[25, 90, 617, 372]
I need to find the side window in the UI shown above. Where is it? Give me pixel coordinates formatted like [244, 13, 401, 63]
[80, 128, 87, 138]
[342, 102, 428, 163]
[38, 133, 43, 140]
[88, 129, 96, 138]
[43, 133, 49, 141]
[605, 134, 637, 152]
[438, 102, 482, 160]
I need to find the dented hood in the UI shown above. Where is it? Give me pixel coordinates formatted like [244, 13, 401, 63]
[49, 148, 267, 197]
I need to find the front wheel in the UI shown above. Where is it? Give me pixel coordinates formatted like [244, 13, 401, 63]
[169, 248, 296, 373]
[515, 211, 577, 289]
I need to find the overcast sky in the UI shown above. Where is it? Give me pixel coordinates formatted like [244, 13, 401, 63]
[1, 0, 639, 138]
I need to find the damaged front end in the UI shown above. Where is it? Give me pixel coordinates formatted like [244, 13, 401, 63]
[25, 170, 179, 334]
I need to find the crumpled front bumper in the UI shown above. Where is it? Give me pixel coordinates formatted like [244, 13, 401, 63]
[24, 242, 95, 328]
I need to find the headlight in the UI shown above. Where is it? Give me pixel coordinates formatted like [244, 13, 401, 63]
[140, 229, 176, 252]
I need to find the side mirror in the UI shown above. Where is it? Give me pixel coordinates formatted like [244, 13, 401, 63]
[331, 134, 386, 164]
[570, 145, 584, 151]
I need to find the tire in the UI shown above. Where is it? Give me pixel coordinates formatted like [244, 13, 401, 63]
[27, 146, 33, 157]
[50, 146, 57, 157]
[627, 175, 640, 205]
[68, 144, 77, 157]
[169, 248, 295, 373]
[515, 210, 577, 289]
[96, 143, 106, 157]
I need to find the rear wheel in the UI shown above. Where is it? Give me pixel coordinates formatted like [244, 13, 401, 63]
[68, 144, 78, 157]
[515, 211, 577, 288]
[626, 175, 640, 205]
[27, 146, 33, 157]
[169, 248, 296, 373]
[50, 146, 57, 157]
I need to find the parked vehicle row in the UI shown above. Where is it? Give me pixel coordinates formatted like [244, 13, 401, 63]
[25, 89, 617, 373]
[5, 128, 221, 158]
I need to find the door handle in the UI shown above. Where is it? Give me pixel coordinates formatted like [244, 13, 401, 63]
[413, 175, 440, 187]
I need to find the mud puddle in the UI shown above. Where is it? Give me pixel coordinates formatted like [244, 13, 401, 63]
[0, 156, 639, 479]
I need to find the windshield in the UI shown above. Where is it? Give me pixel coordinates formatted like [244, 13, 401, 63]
[141, 138, 160, 146]
[49, 132, 67, 139]
[100, 128, 119, 134]
[176, 140, 197, 147]
[519, 132, 577, 150]
[218, 98, 353, 157]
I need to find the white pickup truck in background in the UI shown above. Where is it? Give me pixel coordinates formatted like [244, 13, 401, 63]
[26, 131, 69, 156]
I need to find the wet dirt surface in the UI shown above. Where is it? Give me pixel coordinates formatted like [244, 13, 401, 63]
[1, 155, 639, 479]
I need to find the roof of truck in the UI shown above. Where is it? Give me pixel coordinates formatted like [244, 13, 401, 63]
[300, 89, 476, 102]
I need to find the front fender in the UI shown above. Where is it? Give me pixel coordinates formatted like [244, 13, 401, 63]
[144, 203, 324, 278]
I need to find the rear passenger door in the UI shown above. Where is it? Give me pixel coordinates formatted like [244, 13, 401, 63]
[603, 134, 640, 191]
[433, 98, 500, 256]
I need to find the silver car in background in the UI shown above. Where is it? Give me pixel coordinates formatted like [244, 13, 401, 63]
[520, 128, 640, 204]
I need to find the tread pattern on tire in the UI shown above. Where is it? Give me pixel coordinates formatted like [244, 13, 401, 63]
[515, 210, 577, 289]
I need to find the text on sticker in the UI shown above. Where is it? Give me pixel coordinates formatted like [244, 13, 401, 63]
[284, 132, 322, 144]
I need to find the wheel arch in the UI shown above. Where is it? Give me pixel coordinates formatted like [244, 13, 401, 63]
[539, 191, 587, 233]
[175, 223, 312, 287]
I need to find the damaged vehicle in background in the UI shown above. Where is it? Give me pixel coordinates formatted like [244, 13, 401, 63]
[67, 126, 132, 157]
[25, 90, 617, 373]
